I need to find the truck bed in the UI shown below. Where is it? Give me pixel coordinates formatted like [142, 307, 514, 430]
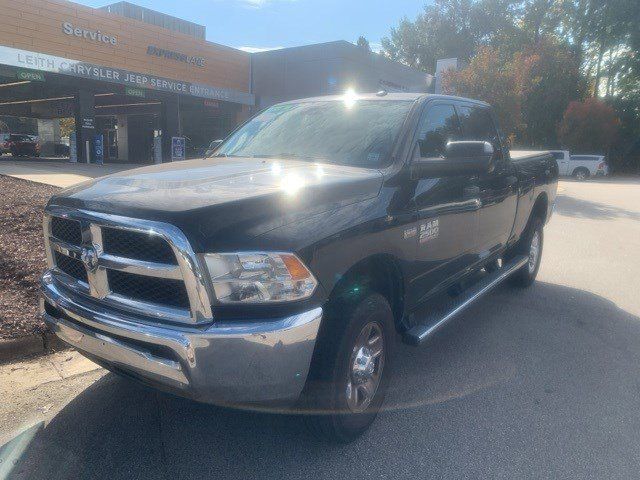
[510, 150, 553, 162]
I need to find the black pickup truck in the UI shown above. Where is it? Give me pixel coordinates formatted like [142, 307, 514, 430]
[40, 93, 557, 442]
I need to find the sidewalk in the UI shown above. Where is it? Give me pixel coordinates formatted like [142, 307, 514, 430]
[0, 159, 137, 188]
[0, 351, 104, 443]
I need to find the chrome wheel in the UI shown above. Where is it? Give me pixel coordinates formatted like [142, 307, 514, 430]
[575, 170, 587, 181]
[346, 322, 385, 413]
[528, 230, 540, 274]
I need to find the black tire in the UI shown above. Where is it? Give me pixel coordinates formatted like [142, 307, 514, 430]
[572, 167, 590, 181]
[302, 293, 395, 443]
[509, 217, 543, 288]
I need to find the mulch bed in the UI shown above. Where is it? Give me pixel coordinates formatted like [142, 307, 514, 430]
[0, 175, 60, 339]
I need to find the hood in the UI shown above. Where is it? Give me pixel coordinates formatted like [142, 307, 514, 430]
[50, 157, 383, 251]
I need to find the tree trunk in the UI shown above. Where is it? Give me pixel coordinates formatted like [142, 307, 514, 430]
[606, 49, 614, 97]
[593, 41, 605, 97]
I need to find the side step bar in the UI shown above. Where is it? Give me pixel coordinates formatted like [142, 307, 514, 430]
[403, 255, 529, 346]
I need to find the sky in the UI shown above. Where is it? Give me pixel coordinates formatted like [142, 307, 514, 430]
[72, 0, 427, 52]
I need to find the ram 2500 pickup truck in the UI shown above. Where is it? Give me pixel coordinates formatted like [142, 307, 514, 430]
[40, 93, 558, 442]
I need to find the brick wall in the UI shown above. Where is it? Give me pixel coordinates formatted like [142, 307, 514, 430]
[0, 0, 250, 92]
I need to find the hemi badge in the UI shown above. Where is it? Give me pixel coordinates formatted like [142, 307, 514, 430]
[403, 226, 418, 239]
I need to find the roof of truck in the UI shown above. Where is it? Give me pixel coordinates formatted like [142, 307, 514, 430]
[280, 93, 490, 106]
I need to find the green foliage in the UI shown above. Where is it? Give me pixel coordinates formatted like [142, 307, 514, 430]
[444, 40, 583, 146]
[606, 97, 640, 172]
[58, 118, 75, 138]
[356, 36, 371, 53]
[515, 40, 584, 147]
[443, 47, 522, 137]
[382, 0, 639, 168]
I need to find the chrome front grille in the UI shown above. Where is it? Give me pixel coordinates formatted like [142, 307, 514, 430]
[43, 205, 213, 325]
[102, 227, 177, 265]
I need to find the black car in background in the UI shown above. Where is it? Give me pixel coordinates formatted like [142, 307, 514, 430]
[7, 134, 40, 157]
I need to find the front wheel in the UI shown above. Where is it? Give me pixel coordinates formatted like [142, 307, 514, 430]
[302, 293, 394, 443]
[509, 217, 543, 288]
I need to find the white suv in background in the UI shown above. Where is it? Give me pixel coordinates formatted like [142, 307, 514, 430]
[551, 150, 609, 180]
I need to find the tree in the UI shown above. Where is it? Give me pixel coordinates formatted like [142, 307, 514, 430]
[443, 47, 522, 138]
[58, 118, 76, 138]
[515, 39, 583, 147]
[383, 0, 639, 167]
[443, 40, 582, 147]
[381, 0, 480, 72]
[558, 98, 619, 154]
[356, 36, 371, 53]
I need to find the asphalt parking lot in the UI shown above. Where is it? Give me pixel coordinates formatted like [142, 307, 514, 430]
[3, 177, 640, 479]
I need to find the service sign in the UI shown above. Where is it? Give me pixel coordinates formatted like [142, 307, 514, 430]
[0, 45, 254, 106]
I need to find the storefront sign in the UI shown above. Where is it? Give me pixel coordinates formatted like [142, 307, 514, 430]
[81, 117, 94, 129]
[0, 46, 254, 105]
[63, 22, 117, 46]
[94, 134, 104, 165]
[125, 87, 145, 98]
[171, 137, 185, 161]
[69, 132, 77, 163]
[147, 46, 205, 68]
[204, 100, 220, 108]
[16, 70, 44, 81]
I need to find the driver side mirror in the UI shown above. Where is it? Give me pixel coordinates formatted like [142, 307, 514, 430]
[412, 141, 494, 178]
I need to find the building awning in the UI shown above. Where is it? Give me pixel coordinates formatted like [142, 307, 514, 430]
[0, 45, 254, 106]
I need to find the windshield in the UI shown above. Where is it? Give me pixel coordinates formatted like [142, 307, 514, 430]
[214, 100, 413, 168]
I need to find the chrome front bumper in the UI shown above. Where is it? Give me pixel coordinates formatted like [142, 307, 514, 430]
[41, 272, 322, 406]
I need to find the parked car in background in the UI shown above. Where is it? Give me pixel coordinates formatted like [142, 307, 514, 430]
[570, 155, 609, 178]
[0, 133, 10, 154]
[551, 150, 608, 180]
[54, 143, 71, 157]
[8, 134, 40, 157]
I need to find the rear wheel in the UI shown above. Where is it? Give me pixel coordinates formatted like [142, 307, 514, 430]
[573, 167, 589, 181]
[509, 217, 543, 287]
[302, 293, 394, 443]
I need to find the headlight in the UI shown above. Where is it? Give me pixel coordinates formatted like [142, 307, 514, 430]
[202, 252, 318, 304]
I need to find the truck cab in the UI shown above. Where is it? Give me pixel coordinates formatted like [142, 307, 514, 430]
[41, 93, 558, 442]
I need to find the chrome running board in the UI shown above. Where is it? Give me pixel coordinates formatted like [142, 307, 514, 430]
[403, 255, 529, 346]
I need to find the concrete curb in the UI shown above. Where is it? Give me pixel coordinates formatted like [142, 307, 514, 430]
[0, 332, 68, 364]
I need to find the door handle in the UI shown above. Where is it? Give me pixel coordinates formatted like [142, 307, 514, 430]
[506, 176, 518, 187]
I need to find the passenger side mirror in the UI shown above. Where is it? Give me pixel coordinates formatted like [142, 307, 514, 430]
[412, 141, 494, 178]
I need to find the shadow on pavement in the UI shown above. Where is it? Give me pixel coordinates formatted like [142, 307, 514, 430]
[561, 176, 640, 185]
[555, 194, 640, 221]
[7, 282, 640, 479]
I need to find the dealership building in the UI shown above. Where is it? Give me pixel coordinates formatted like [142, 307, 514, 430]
[0, 0, 431, 164]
